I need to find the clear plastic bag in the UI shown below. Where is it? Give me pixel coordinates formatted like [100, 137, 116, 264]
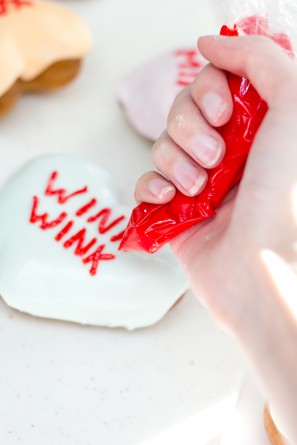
[209, 0, 297, 56]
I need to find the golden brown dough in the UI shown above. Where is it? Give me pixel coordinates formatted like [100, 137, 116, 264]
[0, 59, 82, 116]
[0, 81, 22, 117]
[24, 59, 82, 91]
[264, 405, 286, 445]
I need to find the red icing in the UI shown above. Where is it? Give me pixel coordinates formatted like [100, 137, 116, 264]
[175, 49, 204, 87]
[0, 0, 32, 15]
[63, 228, 97, 256]
[55, 220, 74, 242]
[76, 198, 97, 216]
[119, 19, 291, 253]
[29, 171, 126, 276]
[45, 171, 88, 204]
[83, 245, 115, 277]
[110, 230, 126, 243]
[87, 209, 126, 234]
[220, 24, 238, 36]
[237, 16, 268, 35]
[236, 16, 294, 56]
[30, 196, 67, 230]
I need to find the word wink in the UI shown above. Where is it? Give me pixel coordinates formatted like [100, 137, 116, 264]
[29, 171, 126, 276]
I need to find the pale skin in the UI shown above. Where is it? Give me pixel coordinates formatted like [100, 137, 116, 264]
[135, 36, 297, 442]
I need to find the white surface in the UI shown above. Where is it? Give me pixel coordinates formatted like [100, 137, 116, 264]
[0, 0, 245, 444]
[222, 373, 271, 445]
[140, 395, 236, 445]
[137, 373, 272, 445]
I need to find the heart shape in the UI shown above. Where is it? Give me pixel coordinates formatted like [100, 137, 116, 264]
[0, 0, 91, 115]
[0, 155, 188, 329]
[116, 47, 207, 141]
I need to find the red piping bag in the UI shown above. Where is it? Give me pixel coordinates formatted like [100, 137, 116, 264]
[119, 21, 291, 253]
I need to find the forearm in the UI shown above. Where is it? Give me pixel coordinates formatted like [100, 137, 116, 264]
[233, 249, 297, 443]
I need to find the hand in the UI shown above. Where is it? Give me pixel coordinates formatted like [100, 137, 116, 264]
[135, 34, 297, 443]
[135, 35, 297, 330]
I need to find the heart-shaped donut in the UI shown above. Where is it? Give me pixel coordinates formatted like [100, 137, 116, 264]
[116, 48, 207, 141]
[0, 155, 188, 329]
[0, 0, 91, 116]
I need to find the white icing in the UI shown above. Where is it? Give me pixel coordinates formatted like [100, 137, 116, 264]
[116, 48, 207, 141]
[0, 0, 92, 96]
[0, 155, 188, 329]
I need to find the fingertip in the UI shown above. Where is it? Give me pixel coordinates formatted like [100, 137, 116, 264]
[191, 134, 226, 169]
[197, 35, 211, 46]
[149, 179, 176, 202]
[198, 35, 226, 54]
[172, 161, 208, 197]
[135, 173, 176, 204]
[200, 91, 229, 127]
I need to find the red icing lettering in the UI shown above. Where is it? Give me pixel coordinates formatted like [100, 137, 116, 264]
[76, 198, 97, 216]
[45, 171, 88, 204]
[87, 209, 126, 234]
[29, 170, 128, 275]
[0, 0, 32, 15]
[55, 220, 74, 241]
[30, 196, 67, 230]
[176, 79, 192, 87]
[63, 228, 97, 256]
[110, 230, 125, 243]
[175, 49, 203, 87]
[83, 244, 115, 276]
[175, 49, 201, 68]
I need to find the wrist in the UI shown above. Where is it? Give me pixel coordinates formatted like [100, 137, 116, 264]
[224, 244, 297, 444]
[203, 240, 277, 335]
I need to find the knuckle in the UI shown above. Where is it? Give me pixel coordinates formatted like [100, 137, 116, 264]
[133, 188, 140, 201]
[190, 75, 202, 103]
[151, 133, 167, 167]
[243, 36, 274, 72]
[167, 99, 180, 131]
[242, 43, 255, 73]
[167, 87, 190, 136]
[167, 112, 186, 139]
[150, 140, 159, 163]
[190, 63, 212, 98]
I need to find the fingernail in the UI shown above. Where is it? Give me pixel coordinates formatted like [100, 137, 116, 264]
[173, 161, 206, 195]
[148, 179, 175, 200]
[192, 135, 222, 168]
[201, 92, 227, 124]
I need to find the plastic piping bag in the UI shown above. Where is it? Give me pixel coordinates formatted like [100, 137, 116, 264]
[119, 1, 295, 253]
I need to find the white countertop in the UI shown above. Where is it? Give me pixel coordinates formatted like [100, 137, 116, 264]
[0, 1, 246, 444]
